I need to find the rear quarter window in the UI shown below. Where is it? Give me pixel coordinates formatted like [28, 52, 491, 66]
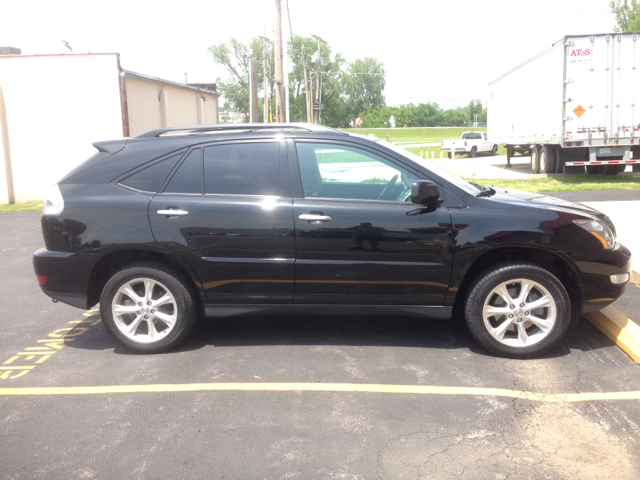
[119, 153, 183, 193]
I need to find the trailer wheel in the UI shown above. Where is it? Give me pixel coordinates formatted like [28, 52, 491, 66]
[554, 146, 564, 173]
[447, 152, 452, 159]
[586, 166, 599, 175]
[539, 145, 556, 174]
[491, 145, 498, 156]
[469, 147, 477, 158]
[530, 145, 541, 174]
[633, 165, 640, 172]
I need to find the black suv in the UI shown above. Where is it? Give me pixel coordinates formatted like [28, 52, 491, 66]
[33, 124, 632, 358]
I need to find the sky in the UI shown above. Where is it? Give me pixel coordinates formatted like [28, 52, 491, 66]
[1, 0, 617, 110]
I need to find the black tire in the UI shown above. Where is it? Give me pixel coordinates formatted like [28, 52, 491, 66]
[491, 145, 498, 156]
[100, 262, 199, 353]
[539, 145, 556, 174]
[530, 145, 541, 174]
[602, 165, 619, 175]
[447, 151, 452, 159]
[464, 262, 570, 359]
[586, 165, 599, 175]
[554, 146, 564, 173]
[633, 164, 640, 172]
[469, 147, 477, 158]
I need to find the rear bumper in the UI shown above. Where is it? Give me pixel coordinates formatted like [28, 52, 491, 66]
[33, 248, 103, 310]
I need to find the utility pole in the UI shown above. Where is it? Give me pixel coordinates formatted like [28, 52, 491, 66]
[250, 58, 258, 123]
[260, 35, 269, 123]
[301, 44, 311, 123]
[274, 0, 284, 123]
[311, 35, 326, 124]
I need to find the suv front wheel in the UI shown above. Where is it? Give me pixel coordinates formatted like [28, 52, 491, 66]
[100, 262, 198, 353]
[464, 262, 570, 359]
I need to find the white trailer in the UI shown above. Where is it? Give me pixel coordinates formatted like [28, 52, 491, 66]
[488, 33, 640, 175]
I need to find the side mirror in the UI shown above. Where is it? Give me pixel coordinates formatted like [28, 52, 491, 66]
[411, 180, 440, 205]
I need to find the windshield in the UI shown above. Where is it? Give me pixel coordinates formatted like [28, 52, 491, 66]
[383, 142, 480, 196]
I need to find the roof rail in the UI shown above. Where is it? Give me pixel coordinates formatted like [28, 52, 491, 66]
[136, 122, 347, 138]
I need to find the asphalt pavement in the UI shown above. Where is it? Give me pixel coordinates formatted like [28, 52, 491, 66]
[2, 212, 640, 479]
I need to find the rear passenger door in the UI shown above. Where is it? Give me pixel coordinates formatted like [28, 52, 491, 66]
[149, 140, 295, 304]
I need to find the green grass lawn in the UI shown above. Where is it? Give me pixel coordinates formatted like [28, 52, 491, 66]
[339, 127, 486, 144]
[466, 176, 640, 193]
[0, 202, 42, 213]
[407, 145, 508, 158]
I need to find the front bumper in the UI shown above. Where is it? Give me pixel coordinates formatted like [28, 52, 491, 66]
[33, 248, 103, 310]
[571, 242, 633, 314]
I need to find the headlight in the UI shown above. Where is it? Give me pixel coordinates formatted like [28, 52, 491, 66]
[43, 184, 65, 216]
[573, 219, 616, 249]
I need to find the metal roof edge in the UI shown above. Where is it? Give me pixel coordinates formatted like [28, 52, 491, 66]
[123, 69, 218, 95]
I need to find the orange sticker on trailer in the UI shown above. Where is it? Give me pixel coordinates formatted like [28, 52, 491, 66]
[573, 104, 586, 117]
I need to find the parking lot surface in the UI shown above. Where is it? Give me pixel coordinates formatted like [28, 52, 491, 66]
[2, 211, 640, 479]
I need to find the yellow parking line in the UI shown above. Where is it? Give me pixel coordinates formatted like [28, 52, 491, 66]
[586, 306, 640, 364]
[1, 382, 639, 402]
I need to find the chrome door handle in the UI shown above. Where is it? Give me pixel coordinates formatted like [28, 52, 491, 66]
[157, 209, 189, 216]
[298, 213, 332, 223]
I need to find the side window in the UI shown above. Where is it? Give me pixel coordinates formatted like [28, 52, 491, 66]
[164, 149, 203, 194]
[295, 143, 419, 202]
[204, 143, 282, 196]
[120, 153, 182, 193]
[484, 133, 488, 140]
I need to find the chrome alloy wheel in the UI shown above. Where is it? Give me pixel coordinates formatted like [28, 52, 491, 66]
[482, 278, 557, 348]
[111, 277, 178, 343]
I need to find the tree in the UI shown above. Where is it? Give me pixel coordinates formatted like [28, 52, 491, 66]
[343, 58, 386, 120]
[209, 38, 273, 117]
[286, 35, 346, 126]
[610, 0, 640, 32]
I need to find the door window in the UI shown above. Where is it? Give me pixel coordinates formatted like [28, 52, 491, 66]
[295, 143, 418, 202]
[204, 143, 282, 196]
[164, 149, 203, 194]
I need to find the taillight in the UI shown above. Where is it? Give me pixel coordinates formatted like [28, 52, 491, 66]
[36, 275, 47, 285]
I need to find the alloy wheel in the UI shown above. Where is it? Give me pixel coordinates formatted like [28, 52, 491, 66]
[482, 278, 557, 347]
[111, 277, 178, 343]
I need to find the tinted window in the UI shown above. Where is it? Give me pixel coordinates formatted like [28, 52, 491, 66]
[164, 149, 203, 194]
[462, 132, 482, 140]
[120, 154, 181, 193]
[204, 143, 282, 196]
[296, 143, 418, 202]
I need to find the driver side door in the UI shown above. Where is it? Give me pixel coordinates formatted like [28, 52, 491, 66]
[290, 140, 454, 305]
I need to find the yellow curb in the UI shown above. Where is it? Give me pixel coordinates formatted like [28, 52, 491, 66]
[585, 306, 640, 364]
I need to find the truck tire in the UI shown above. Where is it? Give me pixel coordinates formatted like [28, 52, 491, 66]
[633, 165, 640, 172]
[586, 166, 599, 175]
[491, 145, 498, 156]
[469, 147, 477, 158]
[448, 152, 452, 159]
[530, 145, 541, 174]
[554, 146, 564, 173]
[539, 145, 556, 174]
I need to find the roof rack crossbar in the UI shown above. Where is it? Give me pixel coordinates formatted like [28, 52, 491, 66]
[136, 123, 346, 138]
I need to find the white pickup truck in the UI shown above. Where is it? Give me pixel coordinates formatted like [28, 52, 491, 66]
[441, 132, 497, 158]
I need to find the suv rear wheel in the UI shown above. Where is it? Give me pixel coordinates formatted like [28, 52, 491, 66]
[100, 262, 198, 353]
[464, 262, 570, 359]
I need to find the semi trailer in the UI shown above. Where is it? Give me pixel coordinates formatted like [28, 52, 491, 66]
[488, 33, 640, 175]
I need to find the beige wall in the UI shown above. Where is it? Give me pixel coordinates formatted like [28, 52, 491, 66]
[125, 76, 218, 137]
[0, 54, 123, 203]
